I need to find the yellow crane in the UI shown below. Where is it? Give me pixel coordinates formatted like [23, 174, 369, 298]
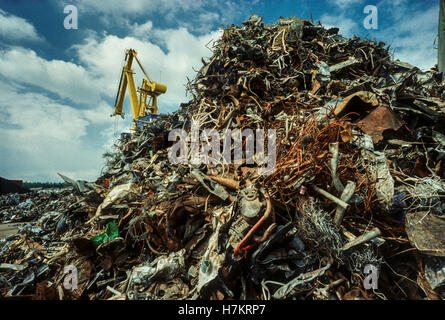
[112, 49, 167, 128]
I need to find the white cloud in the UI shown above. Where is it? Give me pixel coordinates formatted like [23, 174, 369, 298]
[320, 3, 438, 71]
[72, 27, 222, 113]
[0, 9, 42, 42]
[52, 0, 251, 35]
[373, 5, 438, 70]
[0, 25, 221, 112]
[0, 24, 222, 181]
[320, 14, 358, 37]
[131, 21, 154, 39]
[194, 12, 221, 33]
[0, 47, 104, 105]
[0, 82, 120, 182]
[332, 0, 362, 8]
[77, 0, 205, 16]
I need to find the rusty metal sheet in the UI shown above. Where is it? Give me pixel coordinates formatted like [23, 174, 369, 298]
[405, 211, 445, 257]
[357, 106, 404, 143]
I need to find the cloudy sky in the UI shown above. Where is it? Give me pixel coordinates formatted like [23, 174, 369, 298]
[0, 0, 440, 182]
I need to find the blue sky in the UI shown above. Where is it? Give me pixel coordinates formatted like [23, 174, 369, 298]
[0, 0, 440, 182]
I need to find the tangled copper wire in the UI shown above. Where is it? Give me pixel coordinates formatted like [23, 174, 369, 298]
[261, 110, 376, 213]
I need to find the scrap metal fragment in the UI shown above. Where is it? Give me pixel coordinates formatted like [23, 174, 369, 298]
[405, 211, 445, 257]
[329, 142, 344, 194]
[342, 227, 381, 251]
[130, 249, 186, 286]
[88, 183, 140, 223]
[333, 91, 379, 118]
[334, 181, 356, 225]
[191, 169, 230, 201]
[0, 263, 25, 271]
[357, 106, 404, 143]
[360, 149, 394, 208]
[272, 262, 332, 299]
[424, 256, 445, 290]
[57, 173, 92, 194]
[311, 185, 349, 209]
[329, 57, 360, 73]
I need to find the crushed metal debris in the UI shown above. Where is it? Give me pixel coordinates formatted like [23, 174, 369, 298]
[1, 15, 445, 300]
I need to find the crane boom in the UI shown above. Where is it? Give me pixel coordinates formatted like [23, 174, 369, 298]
[112, 49, 166, 127]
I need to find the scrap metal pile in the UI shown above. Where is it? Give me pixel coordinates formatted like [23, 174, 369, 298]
[1, 15, 445, 300]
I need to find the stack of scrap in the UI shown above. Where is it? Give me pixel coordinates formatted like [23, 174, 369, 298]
[1, 15, 445, 300]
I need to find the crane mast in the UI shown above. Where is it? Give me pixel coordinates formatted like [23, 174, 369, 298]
[112, 49, 166, 128]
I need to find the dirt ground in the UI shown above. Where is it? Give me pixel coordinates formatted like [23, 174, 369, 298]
[0, 223, 23, 240]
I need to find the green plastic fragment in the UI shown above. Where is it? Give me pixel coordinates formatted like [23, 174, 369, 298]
[91, 221, 119, 246]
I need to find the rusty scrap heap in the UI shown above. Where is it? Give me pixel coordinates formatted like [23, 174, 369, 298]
[1, 15, 445, 300]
